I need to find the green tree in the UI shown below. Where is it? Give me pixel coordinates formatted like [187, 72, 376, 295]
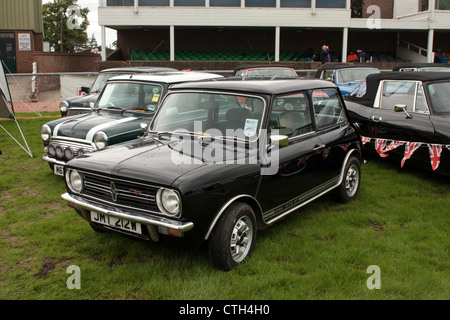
[43, 0, 90, 53]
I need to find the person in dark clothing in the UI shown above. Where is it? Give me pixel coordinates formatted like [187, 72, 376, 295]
[320, 45, 331, 64]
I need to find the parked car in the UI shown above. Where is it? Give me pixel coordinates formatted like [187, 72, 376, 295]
[41, 71, 223, 176]
[315, 65, 380, 96]
[61, 78, 362, 271]
[59, 67, 177, 117]
[234, 64, 298, 77]
[345, 71, 450, 176]
[393, 64, 450, 73]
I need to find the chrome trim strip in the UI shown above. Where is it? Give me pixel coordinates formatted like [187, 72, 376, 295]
[61, 192, 194, 232]
[86, 117, 137, 141]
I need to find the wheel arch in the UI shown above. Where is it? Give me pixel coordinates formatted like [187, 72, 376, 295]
[204, 194, 265, 241]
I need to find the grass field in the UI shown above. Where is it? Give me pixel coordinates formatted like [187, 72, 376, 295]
[0, 113, 449, 300]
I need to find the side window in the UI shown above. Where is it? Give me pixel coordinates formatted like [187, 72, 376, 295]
[415, 83, 429, 113]
[268, 92, 313, 138]
[380, 81, 416, 111]
[312, 89, 347, 130]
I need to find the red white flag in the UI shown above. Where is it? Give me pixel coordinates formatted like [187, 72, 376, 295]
[361, 136, 371, 145]
[375, 139, 404, 158]
[401, 142, 422, 168]
[428, 144, 443, 171]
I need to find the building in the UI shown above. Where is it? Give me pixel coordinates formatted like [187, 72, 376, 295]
[0, 0, 44, 73]
[97, 0, 450, 65]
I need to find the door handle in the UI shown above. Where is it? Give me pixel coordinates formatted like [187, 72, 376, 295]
[313, 145, 325, 151]
[372, 116, 383, 122]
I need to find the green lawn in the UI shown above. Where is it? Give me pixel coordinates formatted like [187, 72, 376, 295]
[0, 113, 449, 300]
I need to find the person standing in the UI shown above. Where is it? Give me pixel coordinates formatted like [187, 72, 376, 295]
[320, 45, 331, 64]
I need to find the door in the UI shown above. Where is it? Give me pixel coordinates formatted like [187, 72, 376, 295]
[260, 91, 328, 224]
[0, 33, 17, 73]
[369, 80, 434, 161]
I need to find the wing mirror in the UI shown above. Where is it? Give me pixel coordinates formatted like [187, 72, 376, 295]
[268, 135, 288, 152]
[140, 123, 149, 132]
[394, 104, 412, 119]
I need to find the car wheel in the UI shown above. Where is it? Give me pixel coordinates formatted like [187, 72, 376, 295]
[335, 156, 361, 203]
[208, 202, 256, 271]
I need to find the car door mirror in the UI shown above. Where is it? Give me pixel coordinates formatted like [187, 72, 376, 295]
[140, 123, 149, 132]
[394, 104, 412, 119]
[89, 102, 95, 110]
[268, 135, 288, 151]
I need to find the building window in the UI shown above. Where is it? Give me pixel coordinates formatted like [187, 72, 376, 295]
[316, 0, 346, 8]
[174, 0, 205, 6]
[210, 0, 241, 6]
[280, 0, 311, 7]
[107, 0, 134, 6]
[139, 0, 170, 5]
[436, 0, 450, 10]
[246, 0, 276, 7]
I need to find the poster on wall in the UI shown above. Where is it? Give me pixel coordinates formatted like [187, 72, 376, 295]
[18, 33, 31, 51]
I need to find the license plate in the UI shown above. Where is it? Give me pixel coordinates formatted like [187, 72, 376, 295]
[90, 211, 142, 235]
[54, 165, 64, 176]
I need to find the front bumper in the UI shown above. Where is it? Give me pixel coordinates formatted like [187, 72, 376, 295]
[42, 155, 67, 166]
[61, 192, 194, 240]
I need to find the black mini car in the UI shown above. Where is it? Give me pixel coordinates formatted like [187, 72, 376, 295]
[62, 78, 362, 270]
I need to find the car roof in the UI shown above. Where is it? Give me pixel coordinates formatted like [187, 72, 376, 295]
[99, 66, 178, 74]
[234, 64, 295, 72]
[345, 71, 450, 107]
[392, 64, 450, 71]
[107, 71, 223, 84]
[168, 78, 336, 95]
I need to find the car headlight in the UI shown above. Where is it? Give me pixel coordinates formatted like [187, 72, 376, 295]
[156, 188, 181, 216]
[59, 100, 69, 113]
[65, 169, 84, 193]
[40, 125, 51, 142]
[94, 131, 108, 150]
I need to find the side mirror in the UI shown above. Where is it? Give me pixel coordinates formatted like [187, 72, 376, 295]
[394, 104, 412, 119]
[89, 102, 95, 110]
[140, 123, 149, 132]
[268, 135, 288, 151]
[80, 86, 91, 95]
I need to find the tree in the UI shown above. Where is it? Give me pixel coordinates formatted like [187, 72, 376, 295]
[43, 0, 90, 53]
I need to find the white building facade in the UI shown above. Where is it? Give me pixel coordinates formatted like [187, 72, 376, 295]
[97, 0, 450, 63]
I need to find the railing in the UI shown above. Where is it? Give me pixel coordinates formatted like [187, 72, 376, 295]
[398, 40, 428, 57]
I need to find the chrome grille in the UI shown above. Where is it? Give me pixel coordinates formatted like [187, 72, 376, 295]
[82, 172, 159, 213]
[51, 138, 95, 155]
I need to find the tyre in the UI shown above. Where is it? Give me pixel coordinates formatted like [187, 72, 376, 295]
[208, 202, 256, 271]
[335, 156, 361, 203]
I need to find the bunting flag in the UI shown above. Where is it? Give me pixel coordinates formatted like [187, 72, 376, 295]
[361, 136, 448, 171]
[361, 137, 371, 145]
[401, 142, 422, 168]
[428, 144, 443, 171]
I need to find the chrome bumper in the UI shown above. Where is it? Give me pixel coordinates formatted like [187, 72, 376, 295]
[42, 155, 67, 166]
[61, 192, 194, 233]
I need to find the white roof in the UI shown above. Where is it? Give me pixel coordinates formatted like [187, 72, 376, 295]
[108, 71, 223, 84]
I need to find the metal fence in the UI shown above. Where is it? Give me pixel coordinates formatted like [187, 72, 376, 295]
[6, 70, 317, 114]
[6, 73, 98, 114]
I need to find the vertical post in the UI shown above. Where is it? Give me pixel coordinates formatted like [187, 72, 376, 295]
[342, 27, 348, 62]
[134, 0, 139, 14]
[275, 27, 280, 62]
[170, 26, 175, 62]
[427, 28, 434, 63]
[101, 25, 107, 62]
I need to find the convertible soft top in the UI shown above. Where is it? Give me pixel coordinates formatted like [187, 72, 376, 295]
[315, 64, 379, 78]
[345, 71, 450, 107]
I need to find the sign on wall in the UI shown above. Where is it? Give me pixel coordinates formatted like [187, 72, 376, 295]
[18, 33, 31, 51]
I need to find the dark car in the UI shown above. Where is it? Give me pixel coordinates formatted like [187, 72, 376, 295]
[345, 72, 450, 176]
[41, 72, 223, 176]
[234, 64, 298, 77]
[59, 67, 177, 117]
[61, 78, 362, 270]
[315, 65, 380, 96]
